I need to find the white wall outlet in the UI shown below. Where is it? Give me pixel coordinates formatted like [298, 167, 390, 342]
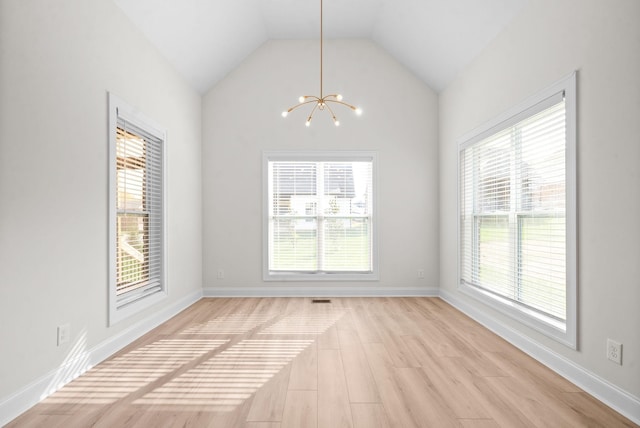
[217, 269, 224, 279]
[417, 269, 425, 279]
[607, 339, 622, 365]
[57, 324, 70, 346]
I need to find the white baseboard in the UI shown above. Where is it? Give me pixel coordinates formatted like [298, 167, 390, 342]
[439, 289, 640, 425]
[0, 289, 202, 427]
[202, 285, 439, 298]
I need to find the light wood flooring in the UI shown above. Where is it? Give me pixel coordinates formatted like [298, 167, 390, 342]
[8, 297, 638, 427]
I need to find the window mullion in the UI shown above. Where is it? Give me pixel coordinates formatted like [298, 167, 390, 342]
[511, 126, 521, 302]
[471, 148, 479, 283]
[317, 162, 325, 271]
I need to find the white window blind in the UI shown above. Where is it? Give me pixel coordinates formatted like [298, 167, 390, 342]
[115, 119, 164, 305]
[266, 154, 375, 278]
[459, 73, 576, 346]
[109, 93, 166, 324]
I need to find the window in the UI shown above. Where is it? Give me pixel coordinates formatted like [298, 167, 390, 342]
[109, 93, 166, 325]
[458, 73, 576, 347]
[264, 152, 377, 281]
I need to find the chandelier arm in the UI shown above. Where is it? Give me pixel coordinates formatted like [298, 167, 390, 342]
[307, 102, 320, 125]
[324, 99, 359, 111]
[323, 102, 340, 124]
[286, 99, 321, 113]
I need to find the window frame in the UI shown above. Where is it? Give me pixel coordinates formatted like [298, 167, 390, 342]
[108, 92, 168, 325]
[263, 151, 379, 282]
[457, 72, 577, 348]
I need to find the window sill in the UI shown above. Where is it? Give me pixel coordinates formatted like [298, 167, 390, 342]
[459, 281, 576, 349]
[264, 271, 379, 282]
[109, 288, 167, 326]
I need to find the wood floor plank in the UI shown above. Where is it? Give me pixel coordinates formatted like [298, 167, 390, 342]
[244, 423, 281, 428]
[482, 375, 579, 427]
[245, 363, 292, 422]
[402, 335, 491, 419]
[458, 419, 501, 428]
[317, 325, 340, 350]
[431, 357, 536, 428]
[362, 342, 426, 428]
[350, 301, 382, 344]
[429, 306, 514, 355]
[318, 349, 353, 428]
[91, 405, 146, 428]
[352, 315, 382, 343]
[483, 349, 581, 393]
[350, 403, 391, 428]
[6, 414, 68, 428]
[288, 342, 318, 391]
[461, 375, 536, 428]
[338, 329, 380, 403]
[132, 410, 194, 428]
[281, 390, 317, 428]
[334, 309, 355, 331]
[393, 367, 460, 428]
[412, 316, 465, 358]
[371, 315, 421, 368]
[401, 297, 438, 320]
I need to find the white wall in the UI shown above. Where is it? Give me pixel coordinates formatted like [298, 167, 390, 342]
[440, 0, 640, 399]
[0, 0, 202, 405]
[202, 39, 439, 295]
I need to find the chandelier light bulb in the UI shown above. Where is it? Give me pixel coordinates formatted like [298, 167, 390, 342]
[334, 120, 340, 127]
[282, 111, 289, 118]
[299, 96, 306, 103]
[355, 108, 363, 116]
[336, 94, 343, 101]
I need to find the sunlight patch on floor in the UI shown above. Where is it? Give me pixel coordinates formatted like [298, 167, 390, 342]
[258, 310, 346, 335]
[42, 339, 228, 405]
[134, 339, 314, 411]
[180, 313, 275, 335]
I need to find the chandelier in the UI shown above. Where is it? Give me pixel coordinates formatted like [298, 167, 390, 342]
[281, 0, 362, 127]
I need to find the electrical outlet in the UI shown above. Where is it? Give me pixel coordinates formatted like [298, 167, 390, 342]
[607, 339, 622, 365]
[217, 269, 224, 279]
[57, 324, 70, 346]
[417, 269, 425, 279]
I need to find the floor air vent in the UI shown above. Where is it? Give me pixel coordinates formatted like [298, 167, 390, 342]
[311, 299, 331, 303]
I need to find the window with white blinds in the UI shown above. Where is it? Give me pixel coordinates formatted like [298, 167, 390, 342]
[458, 73, 576, 347]
[264, 152, 377, 281]
[109, 93, 166, 325]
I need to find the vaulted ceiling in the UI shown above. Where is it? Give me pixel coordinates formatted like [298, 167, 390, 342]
[113, 0, 528, 94]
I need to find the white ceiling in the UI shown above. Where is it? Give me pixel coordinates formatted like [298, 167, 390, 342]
[113, 0, 528, 94]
